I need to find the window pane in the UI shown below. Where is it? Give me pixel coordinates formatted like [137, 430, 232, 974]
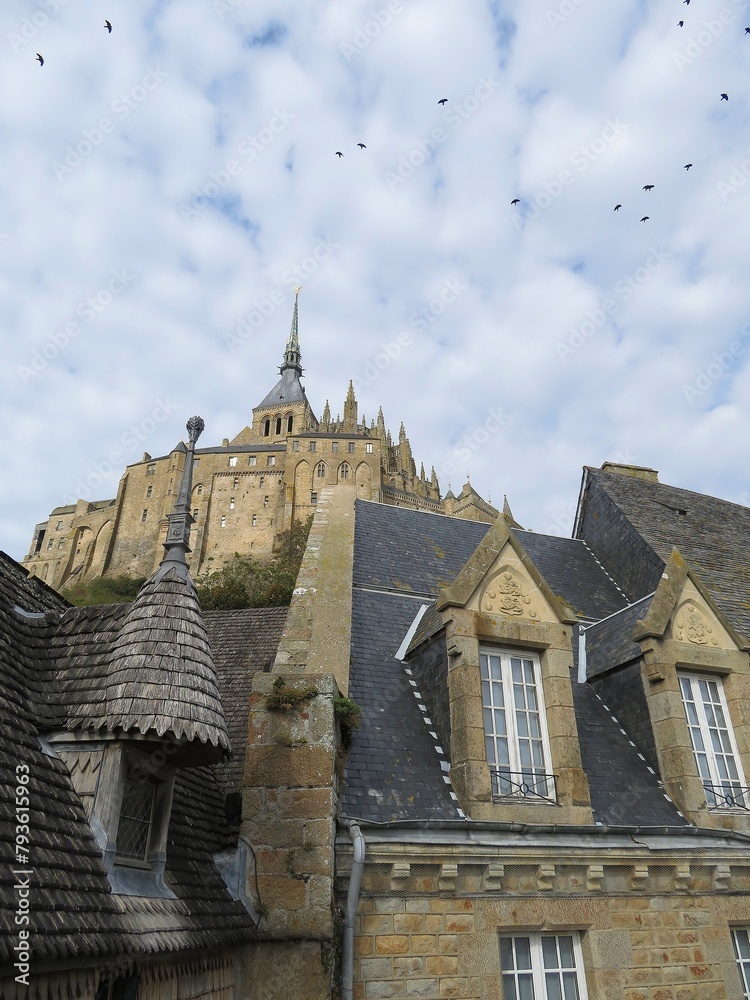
[515, 937, 532, 970]
[545, 976, 563, 1000]
[500, 938, 515, 970]
[562, 972, 580, 1000]
[542, 936, 559, 969]
[557, 937, 575, 968]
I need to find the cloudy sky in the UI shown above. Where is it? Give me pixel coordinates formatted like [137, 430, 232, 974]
[2, 0, 750, 560]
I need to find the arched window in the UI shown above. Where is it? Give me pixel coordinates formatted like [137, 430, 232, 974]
[196, 484, 203, 496]
[275, 416, 282, 435]
[264, 419, 270, 437]
[339, 463, 350, 480]
[316, 462, 327, 478]
[287, 414, 293, 433]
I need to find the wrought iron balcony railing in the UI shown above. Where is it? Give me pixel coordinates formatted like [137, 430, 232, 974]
[490, 768, 557, 803]
[704, 782, 750, 810]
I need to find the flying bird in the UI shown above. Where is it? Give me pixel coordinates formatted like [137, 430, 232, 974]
[105, 20, 112, 32]
[510, 198, 520, 205]
[678, 20, 684, 27]
[683, 0, 690, 5]
[643, 184, 654, 191]
[335, 151, 343, 157]
[746, 26, 750, 33]
[438, 98, 448, 105]
[614, 204, 621, 211]
[357, 143, 366, 149]
[721, 93, 729, 100]
[640, 216, 649, 222]
[684, 163, 692, 170]
[36, 53, 44, 65]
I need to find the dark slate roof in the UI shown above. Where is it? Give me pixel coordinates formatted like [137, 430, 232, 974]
[586, 467, 750, 639]
[513, 531, 628, 621]
[406, 602, 443, 655]
[571, 674, 687, 827]
[256, 366, 309, 409]
[0, 554, 256, 971]
[205, 606, 289, 793]
[584, 595, 653, 679]
[342, 589, 460, 822]
[353, 501, 490, 595]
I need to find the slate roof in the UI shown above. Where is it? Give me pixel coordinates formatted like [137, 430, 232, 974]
[571, 675, 687, 827]
[256, 366, 309, 409]
[342, 588, 460, 822]
[345, 503, 685, 829]
[584, 467, 750, 639]
[514, 531, 628, 621]
[584, 595, 653, 680]
[205, 606, 289, 794]
[0, 553, 257, 973]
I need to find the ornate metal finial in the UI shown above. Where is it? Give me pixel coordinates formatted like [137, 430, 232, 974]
[295, 285, 303, 295]
[187, 415, 205, 445]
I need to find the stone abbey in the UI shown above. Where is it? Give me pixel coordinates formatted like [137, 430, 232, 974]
[22, 292, 496, 589]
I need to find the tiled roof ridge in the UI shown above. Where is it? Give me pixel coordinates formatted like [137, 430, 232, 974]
[0, 550, 71, 607]
[355, 497, 485, 525]
[591, 465, 750, 514]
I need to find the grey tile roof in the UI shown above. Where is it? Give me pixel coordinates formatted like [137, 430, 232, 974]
[0, 553, 257, 971]
[342, 589, 460, 822]
[586, 468, 750, 638]
[205, 606, 289, 794]
[571, 674, 687, 827]
[256, 367, 309, 409]
[513, 531, 628, 621]
[584, 595, 652, 679]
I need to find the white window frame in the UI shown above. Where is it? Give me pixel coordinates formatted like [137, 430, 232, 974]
[228, 456, 237, 467]
[678, 671, 748, 809]
[499, 932, 588, 999]
[480, 647, 555, 801]
[733, 928, 750, 998]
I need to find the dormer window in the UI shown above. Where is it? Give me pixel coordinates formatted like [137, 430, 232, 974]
[116, 775, 156, 864]
[480, 648, 555, 802]
[679, 672, 748, 809]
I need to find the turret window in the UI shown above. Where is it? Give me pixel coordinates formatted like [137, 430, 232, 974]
[264, 420, 270, 437]
[275, 417, 282, 435]
[480, 648, 555, 802]
[287, 415, 293, 433]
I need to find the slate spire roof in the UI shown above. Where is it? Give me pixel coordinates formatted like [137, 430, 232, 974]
[105, 416, 230, 760]
[256, 288, 310, 409]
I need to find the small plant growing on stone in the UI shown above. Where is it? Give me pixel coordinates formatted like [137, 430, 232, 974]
[265, 676, 318, 711]
[333, 695, 361, 752]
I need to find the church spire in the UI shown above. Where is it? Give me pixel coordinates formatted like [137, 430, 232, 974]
[282, 286, 303, 374]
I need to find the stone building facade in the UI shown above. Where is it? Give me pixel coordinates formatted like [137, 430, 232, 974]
[21, 293, 496, 591]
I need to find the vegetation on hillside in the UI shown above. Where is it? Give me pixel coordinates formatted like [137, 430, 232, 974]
[60, 516, 313, 610]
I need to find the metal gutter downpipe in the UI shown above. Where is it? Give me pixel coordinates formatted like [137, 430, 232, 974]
[341, 820, 366, 1000]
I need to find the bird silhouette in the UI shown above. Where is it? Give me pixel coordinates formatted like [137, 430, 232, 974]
[438, 98, 448, 105]
[105, 20, 112, 32]
[683, 0, 690, 5]
[36, 53, 44, 66]
[510, 198, 520, 206]
[678, 20, 684, 27]
[335, 151, 343, 157]
[721, 93, 729, 100]
[643, 184, 654, 191]
[746, 26, 750, 33]
[357, 143, 366, 149]
[684, 163, 692, 170]
[640, 216, 649, 222]
[614, 204, 621, 211]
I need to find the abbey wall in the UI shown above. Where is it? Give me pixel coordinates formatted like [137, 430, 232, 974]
[23, 298, 497, 590]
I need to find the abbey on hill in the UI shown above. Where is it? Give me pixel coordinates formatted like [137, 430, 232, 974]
[22, 292, 496, 590]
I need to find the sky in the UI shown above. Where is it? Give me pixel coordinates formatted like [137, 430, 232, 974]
[3, 0, 750, 561]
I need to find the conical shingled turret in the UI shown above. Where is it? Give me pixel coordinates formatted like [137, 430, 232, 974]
[106, 417, 230, 765]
